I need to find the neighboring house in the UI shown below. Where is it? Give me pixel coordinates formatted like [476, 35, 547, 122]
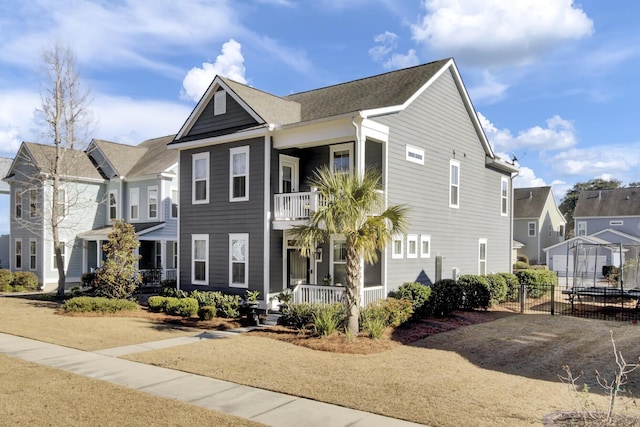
[513, 186, 566, 265]
[168, 58, 518, 307]
[4, 136, 178, 291]
[0, 157, 14, 268]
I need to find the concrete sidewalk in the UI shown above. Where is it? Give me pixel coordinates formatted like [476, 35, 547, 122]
[0, 332, 424, 426]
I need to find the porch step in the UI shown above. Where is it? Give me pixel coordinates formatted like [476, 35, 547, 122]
[262, 312, 282, 326]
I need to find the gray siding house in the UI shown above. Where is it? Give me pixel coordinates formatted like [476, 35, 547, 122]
[513, 186, 566, 265]
[169, 58, 518, 308]
[4, 137, 179, 291]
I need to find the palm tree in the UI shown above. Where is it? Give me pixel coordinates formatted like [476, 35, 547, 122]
[291, 166, 408, 334]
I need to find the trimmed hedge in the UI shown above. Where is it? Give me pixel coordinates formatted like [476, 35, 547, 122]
[458, 275, 491, 310]
[11, 271, 39, 291]
[515, 269, 558, 299]
[62, 296, 138, 313]
[0, 269, 13, 292]
[147, 296, 169, 312]
[485, 273, 508, 305]
[500, 272, 520, 301]
[427, 279, 464, 317]
[198, 306, 216, 321]
[165, 297, 198, 317]
[390, 282, 431, 319]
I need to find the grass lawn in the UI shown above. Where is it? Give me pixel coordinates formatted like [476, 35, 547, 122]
[3, 294, 640, 426]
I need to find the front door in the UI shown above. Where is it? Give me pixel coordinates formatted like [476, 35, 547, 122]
[279, 155, 299, 193]
[287, 249, 309, 287]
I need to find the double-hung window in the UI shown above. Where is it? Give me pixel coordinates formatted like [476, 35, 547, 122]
[192, 152, 209, 204]
[330, 143, 353, 174]
[109, 190, 118, 221]
[229, 233, 248, 287]
[29, 189, 37, 218]
[479, 239, 487, 275]
[501, 177, 509, 216]
[577, 221, 587, 236]
[449, 160, 460, 208]
[14, 239, 21, 269]
[230, 146, 249, 202]
[528, 222, 536, 237]
[192, 234, 208, 285]
[15, 190, 22, 218]
[29, 239, 36, 270]
[148, 186, 158, 220]
[129, 188, 139, 220]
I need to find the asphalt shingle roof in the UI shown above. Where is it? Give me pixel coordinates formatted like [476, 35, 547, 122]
[128, 135, 178, 178]
[514, 187, 552, 218]
[23, 142, 103, 181]
[574, 188, 640, 217]
[92, 139, 147, 177]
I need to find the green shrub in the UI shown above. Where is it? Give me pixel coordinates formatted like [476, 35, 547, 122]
[160, 278, 177, 288]
[427, 279, 464, 317]
[81, 272, 97, 289]
[312, 303, 345, 336]
[160, 286, 188, 298]
[485, 273, 508, 305]
[62, 296, 138, 313]
[360, 309, 387, 339]
[198, 305, 216, 321]
[190, 290, 219, 307]
[165, 297, 198, 317]
[214, 294, 241, 318]
[147, 296, 169, 312]
[281, 303, 315, 329]
[515, 269, 558, 299]
[513, 261, 529, 270]
[0, 269, 13, 292]
[500, 273, 519, 301]
[12, 271, 39, 291]
[458, 275, 491, 310]
[390, 282, 431, 319]
[517, 254, 529, 264]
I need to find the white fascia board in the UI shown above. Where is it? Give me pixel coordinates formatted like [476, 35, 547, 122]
[273, 117, 356, 149]
[361, 119, 389, 143]
[169, 125, 274, 151]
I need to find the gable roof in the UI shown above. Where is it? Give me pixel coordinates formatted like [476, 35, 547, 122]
[128, 135, 178, 178]
[91, 139, 147, 177]
[543, 234, 611, 252]
[13, 142, 104, 181]
[591, 228, 640, 244]
[0, 157, 12, 194]
[574, 188, 640, 218]
[514, 187, 552, 219]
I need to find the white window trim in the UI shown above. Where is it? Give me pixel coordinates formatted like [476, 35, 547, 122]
[420, 234, 431, 258]
[449, 159, 460, 209]
[577, 221, 587, 236]
[15, 189, 22, 219]
[109, 189, 118, 221]
[29, 239, 37, 271]
[171, 188, 178, 219]
[478, 238, 487, 275]
[501, 176, 509, 216]
[148, 185, 159, 220]
[405, 145, 425, 165]
[528, 221, 537, 237]
[330, 236, 347, 287]
[330, 143, 354, 174]
[14, 239, 21, 270]
[192, 152, 209, 204]
[214, 90, 227, 116]
[129, 187, 140, 221]
[229, 146, 249, 202]
[392, 236, 403, 259]
[229, 233, 249, 288]
[191, 234, 209, 285]
[407, 235, 418, 258]
[53, 241, 66, 271]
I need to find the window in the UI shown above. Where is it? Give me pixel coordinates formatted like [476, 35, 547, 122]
[192, 234, 208, 285]
[392, 237, 403, 259]
[229, 233, 248, 287]
[577, 221, 587, 236]
[29, 239, 36, 270]
[528, 222, 536, 237]
[57, 188, 68, 218]
[449, 160, 460, 208]
[420, 235, 431, 258]
[407, 235, 418, 258]
[558, 224, 565, 237]
[406, 145, 425, 165]
[109, 190, 118, 221]
[171, 189, 178, 218]
[155, 242, 162, 268]
[548, 224, 553, 237]
[172, 241, 178, 269]
[214, 90, 226, 115]
[53, 242, 65, 270]
[148, 186, 158, 219]
[14, 239, 21, 269]
[15, 189, 22, 218]
[330, 143, 353, 174]
[192, 152, 209, 204]
[331, 238, 347, 286]
[610, 220, 623, 226]
[29, 189, 37, 218]
[129, 188, 139, 220]
[479, 239, 487, 275]
[230, 146, 249, 202]
[501, 177, 509, 216]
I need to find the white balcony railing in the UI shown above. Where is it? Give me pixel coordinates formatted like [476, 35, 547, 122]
[274, 190, 385, 221]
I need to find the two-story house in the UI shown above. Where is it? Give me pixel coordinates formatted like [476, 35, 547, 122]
[169, 58, 518, 307]
[513, 186, 566, 265]
[5, 136, 179, 291]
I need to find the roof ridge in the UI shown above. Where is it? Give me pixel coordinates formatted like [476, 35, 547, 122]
[220, 77, 298, 104]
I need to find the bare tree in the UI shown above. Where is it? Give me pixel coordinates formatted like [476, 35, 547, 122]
[36, 43, 93, 297]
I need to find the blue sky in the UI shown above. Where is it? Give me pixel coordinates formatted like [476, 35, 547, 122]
[0, 0, 639, 234]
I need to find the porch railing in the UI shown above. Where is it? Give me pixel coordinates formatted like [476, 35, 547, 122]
[274, 189, 385, 221]
[292, 284, 386, 307]
[139, 268, 177, 286]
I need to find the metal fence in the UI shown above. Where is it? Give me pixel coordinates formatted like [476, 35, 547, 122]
[500, 283, 640, 322]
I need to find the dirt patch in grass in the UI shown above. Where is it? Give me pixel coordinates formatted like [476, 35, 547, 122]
[0, 354, 263, 426]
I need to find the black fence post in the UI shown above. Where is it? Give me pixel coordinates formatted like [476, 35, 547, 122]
[550, 284, 555, 316]
[520, 283, 526, 313]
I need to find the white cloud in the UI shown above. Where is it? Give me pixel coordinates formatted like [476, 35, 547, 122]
[181, 39, 247, 103]
[479, 113, 577, 153]
[551, 145, 640, 177]
[514, 166, 547, 188]
[384, 49, 420, 70]
[0, 90, 42, 155]
[369, 32, 399, 61]
[411, 0, 593, 67]
[468, 71, 509, 103]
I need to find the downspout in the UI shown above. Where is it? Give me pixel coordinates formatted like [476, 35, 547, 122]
[510, 169, 519, 273]
[352, 114, 367, 305]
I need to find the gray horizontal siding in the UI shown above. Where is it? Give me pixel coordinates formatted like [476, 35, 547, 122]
[188, 89, 259, 137]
